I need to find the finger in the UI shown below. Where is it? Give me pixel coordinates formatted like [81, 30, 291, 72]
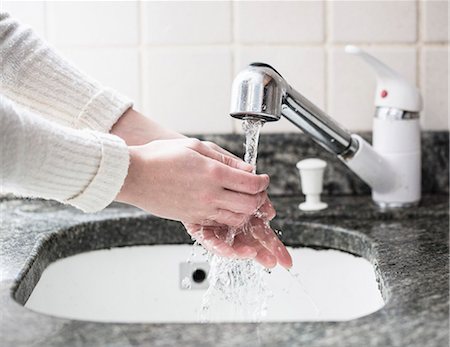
[275, 244, 293, 269]
[184, 223, 249, 260]
[203, 141, 241, 161]
[252, 224, 283, 257]
[235, 225, 279, 267]
[232, 242, 258, 259]
[203, 141, 255, 174]
[254, 247, 277, 269]
[216, 166, 270, 195]
[220, 155, 255, 173]
[218, 190, 267, 215]
[186, 138, 254, 172]
[264, 234, 293, 269]
[212, 226, 239, 246]
[234, 228, 260, 248]
[212, 209, 249, 228]
[237, 225, 290, 268]
[201, 229, 236, 258]
[191, 220, 222, 227]
[231, 224, 259, 259]
[250, 218, 293, 269]
[257, 199, 276, 220]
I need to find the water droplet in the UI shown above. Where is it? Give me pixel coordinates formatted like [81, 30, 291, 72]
[181, 276, 192, 289]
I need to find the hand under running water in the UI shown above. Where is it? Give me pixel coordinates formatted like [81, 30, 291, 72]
[183, 199, 293, 269]
[113, 109, 292, 269]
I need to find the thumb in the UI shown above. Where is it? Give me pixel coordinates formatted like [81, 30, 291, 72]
[189, 140, 254, 172]
[220, 154, 254, 172]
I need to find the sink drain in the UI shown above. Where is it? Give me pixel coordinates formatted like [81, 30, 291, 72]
[179, 262, 209, 290]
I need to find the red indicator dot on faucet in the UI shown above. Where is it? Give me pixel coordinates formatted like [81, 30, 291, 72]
[381, 90, 388, 98]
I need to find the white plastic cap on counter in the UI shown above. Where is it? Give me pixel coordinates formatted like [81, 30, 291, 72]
[296, 158, 328, 211]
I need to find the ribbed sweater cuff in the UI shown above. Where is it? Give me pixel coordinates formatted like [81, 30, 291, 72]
[76, 88, 133, 132]
[66, 131, 130, 212]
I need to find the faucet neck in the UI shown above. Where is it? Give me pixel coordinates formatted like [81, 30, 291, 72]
[282, 87, 358, 159]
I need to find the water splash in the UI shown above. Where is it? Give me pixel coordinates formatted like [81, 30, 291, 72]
[288, 269, 321, 318]
[181, 276, 192, 290]
[200, 118, 271, 322]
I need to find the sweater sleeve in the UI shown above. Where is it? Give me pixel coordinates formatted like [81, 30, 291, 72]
[0, 95, 129, 212]
[0, 12, 133, 132]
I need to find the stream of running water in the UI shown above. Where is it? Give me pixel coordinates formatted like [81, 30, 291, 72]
[199, 118, 271, 322]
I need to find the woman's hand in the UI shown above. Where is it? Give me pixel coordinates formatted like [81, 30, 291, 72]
[116, 138, 271, 227]
[112, 108, 293, 268]
[183, 199, 293, 269]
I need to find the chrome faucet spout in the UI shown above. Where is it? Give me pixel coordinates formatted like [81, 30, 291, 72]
[230, 63, 358, 159]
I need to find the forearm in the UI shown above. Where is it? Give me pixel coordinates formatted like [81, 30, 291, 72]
[111, 108, 185, 146]
[0, 12, 132, 132]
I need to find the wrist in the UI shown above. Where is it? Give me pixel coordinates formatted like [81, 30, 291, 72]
[111, 108, 185, 146]
[115, 145, 142, 205]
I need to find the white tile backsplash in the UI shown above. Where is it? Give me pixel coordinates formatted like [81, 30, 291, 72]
[2, 1, 46, 38]
[329, 47, 417, 131]
[422, 0, 449, 42]
[330, 1, 417, 43]
[234, 1, 324, 44]
[3, 0, 448, 133]
[143, 47, 233, 134]
[143, 1, 231, 44]
[58, 48, 141, 110]
[47, 1, 138, 46]
[235, 46, 325, 133]
[421, 47, 449, 130]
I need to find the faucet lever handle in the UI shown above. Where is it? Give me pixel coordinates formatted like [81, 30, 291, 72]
[345, 45, 422, 113]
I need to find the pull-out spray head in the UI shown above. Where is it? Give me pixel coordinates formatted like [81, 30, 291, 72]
[345, 45, 422, 113]
[230, 63, 285, 122]
[230, 62, 358, 158]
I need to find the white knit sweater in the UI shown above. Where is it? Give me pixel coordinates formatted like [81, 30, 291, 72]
[0, 13, 132, 212]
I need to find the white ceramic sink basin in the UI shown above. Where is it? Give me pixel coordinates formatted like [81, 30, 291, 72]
[25, 245, 384, 323]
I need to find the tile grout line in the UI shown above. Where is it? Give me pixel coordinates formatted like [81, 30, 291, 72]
[417, 0, 422, 90]
[324, 0, 330, 114]
[50, 42, 450, 50]
[230, 0, 237, 134]
[138, 0, 144, 112]
[416, 0, 425, 128]
[43, 1, 48, 39]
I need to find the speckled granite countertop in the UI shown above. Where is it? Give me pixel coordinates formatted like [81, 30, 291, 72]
[1, 195, 448, 347]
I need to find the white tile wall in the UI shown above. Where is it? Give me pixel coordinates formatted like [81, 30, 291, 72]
[46, 1, 139, 46]
[421, 47, 449, 130]
[59, 48, 141, 110]
[2, 1, 449, 133]
[143, 47, 233, 134]
[329, 1, 417, 43]
[329, 47, 417, 131]
[235, 1, 324, 43]
[422, 0, 449, 42]
[142, 1, 231, 44]
[2, 1, 46, 37]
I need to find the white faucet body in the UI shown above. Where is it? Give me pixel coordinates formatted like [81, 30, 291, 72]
[343, 46, 422, 207]
[344, 122, 421, 207]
